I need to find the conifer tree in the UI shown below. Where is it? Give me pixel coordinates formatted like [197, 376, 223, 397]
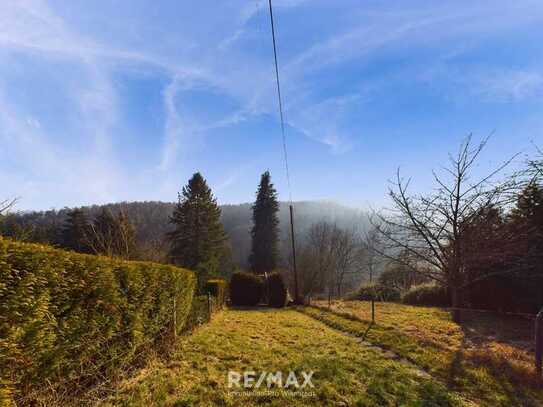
[61, 208, 91, 253]
[511, 183, 543, 224]
[168, 172, 226, 288]
[249, 171, 280, 274]
[511, 183, 543, 257]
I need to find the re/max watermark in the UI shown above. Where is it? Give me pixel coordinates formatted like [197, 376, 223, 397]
[227, 370, 316, 398]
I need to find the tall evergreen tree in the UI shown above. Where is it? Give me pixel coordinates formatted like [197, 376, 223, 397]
[510, 182, 543, 270]
[511, 183, 543, 226]
[168, 172, 226, 287]
[61, 208, 91, 253]
[249, 171, 280, 274]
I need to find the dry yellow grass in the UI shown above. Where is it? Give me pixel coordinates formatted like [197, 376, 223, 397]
[100, 308, 465, 406]
[305, 300, 542, 406]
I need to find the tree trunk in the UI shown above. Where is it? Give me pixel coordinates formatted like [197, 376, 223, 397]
[451, 286, 461, 323]
[536, 307, 543, 376]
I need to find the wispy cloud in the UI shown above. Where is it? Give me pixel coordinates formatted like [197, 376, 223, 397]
[2, 0, 543, 209]
[475, 70, 543, 102]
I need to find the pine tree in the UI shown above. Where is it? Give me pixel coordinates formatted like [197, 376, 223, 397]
[511, 183, 543, 224]
[168, 172, 226, 288]
[61, 208, 91, 253]
[249, 171, 280, 274]
[510, 182, 543, 260]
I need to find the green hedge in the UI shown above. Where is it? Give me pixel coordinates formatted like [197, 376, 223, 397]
[230, 272, 264, 306]
[204, 279, 226, 308]
[267, 272, 287, 308]
[347, 283, 401, 302]
[401, 283, 450, 307]
[0, 238, 196, 405]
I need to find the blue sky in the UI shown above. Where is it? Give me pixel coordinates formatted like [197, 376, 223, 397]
[1, 0, 542, 211]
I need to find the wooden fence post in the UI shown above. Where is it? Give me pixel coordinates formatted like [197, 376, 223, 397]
[173, 297, 177, 340]
[536, 307, 543, 376]
[207, 292, 212, 321]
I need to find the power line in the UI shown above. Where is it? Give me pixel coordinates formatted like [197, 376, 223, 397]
[267, 0, 292, 203]
[267, 0, 300, 303]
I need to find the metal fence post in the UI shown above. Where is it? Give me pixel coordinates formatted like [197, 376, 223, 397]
[536, 307, 543, 376]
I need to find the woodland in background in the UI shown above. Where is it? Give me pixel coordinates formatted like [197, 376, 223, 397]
[0, 199, 370, 290]
[1, 138, 543, 314]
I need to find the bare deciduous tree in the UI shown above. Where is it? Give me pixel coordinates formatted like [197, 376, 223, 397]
[86, 209, 136, 259]
[299, 221, 336, 297]
[298, 221, 365, 298]
[359, 226, 383, 283]
[0, 198, 17, 216]
[330, 226, 361, 297]
[372, 135, 519, 321]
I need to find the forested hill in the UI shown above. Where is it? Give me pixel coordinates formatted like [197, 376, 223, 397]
[2, 200, 369, 268]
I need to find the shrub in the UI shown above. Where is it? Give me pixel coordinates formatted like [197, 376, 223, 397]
[229, 271, 263, 306]
[349, 283, 401, 302]
[267, 272, 287, 308]
[401, 283, 450, 307]
[204, 279, 227, 308]
[0, 238, 196, 404]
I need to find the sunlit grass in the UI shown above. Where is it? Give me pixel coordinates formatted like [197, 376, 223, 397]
[101, 309, 464, 406]
[303, 301, 542, 406]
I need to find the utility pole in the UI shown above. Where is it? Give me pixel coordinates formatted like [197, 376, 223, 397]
[289, 204, 300, 304]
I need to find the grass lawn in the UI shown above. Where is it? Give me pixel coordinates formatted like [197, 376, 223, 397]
[303, 301, 542, 406]
[100, 308, 465, 406]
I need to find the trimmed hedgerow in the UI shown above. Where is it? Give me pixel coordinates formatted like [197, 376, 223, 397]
[185, 295, 211, 330]
[348, 283, 401, 302]
[267, 272, 288, 308]
[229, 272, 263, 306]
[0, 238, 196, 405]
[204, 279, 227, 308]
[401, 283, 450, 307]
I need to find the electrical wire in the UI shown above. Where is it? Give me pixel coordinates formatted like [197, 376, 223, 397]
[267, 0, 293, 203]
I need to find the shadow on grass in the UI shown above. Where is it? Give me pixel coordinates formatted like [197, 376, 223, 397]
[446, 317, 542, 406]
[305, 304, 543, 405]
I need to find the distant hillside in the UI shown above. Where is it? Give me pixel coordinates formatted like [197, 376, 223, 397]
[3, 200, 370, 268]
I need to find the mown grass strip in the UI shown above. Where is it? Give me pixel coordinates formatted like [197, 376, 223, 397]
[101, 309, 466, 406]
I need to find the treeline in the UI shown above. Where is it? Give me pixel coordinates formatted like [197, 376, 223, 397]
[0, 198, 368, 272]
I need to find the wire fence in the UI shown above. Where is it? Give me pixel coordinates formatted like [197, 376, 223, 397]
[315, 297, 543, 376]
[13, 292, 225, 406]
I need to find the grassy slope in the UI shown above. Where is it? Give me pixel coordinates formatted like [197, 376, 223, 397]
[101, 309, 464, 406]
[302, 301, 543, 407]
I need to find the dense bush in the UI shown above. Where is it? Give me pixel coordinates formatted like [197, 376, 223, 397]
[0, 238, 196, 405]
[267, 272, 287, 308]
[349, 283, 401, 302]
[401, 283, 450, 307]
[204, 279, 227, 308]
[229, 271, 263, 306]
